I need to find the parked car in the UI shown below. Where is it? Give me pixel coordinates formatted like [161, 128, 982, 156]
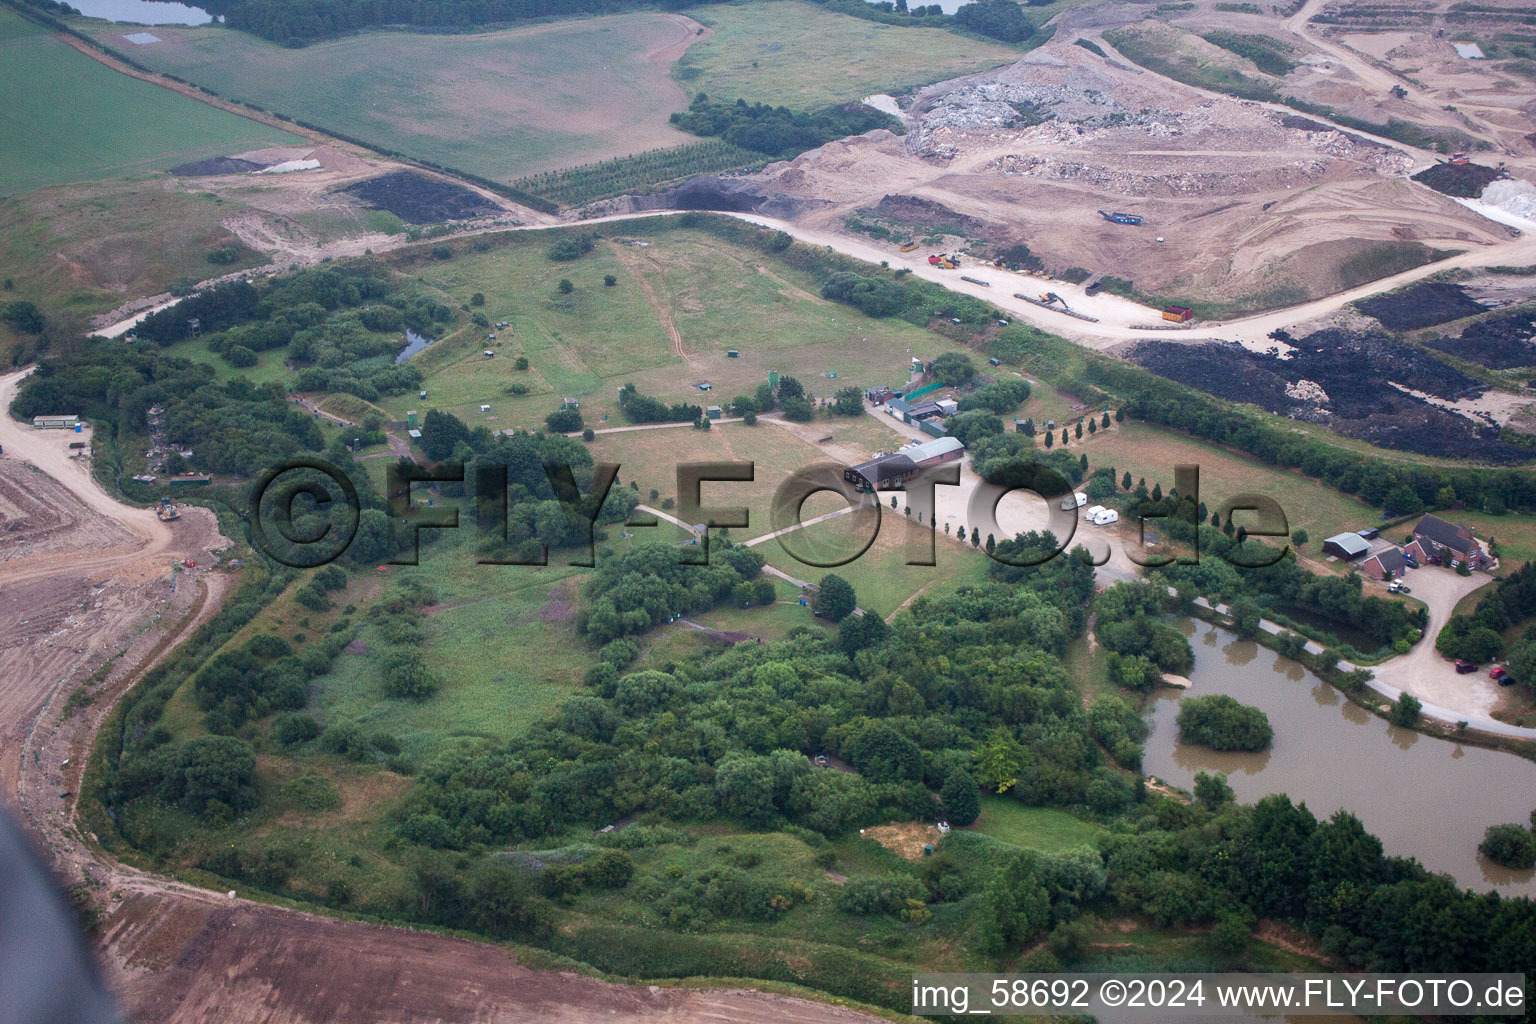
[1404, 551, 1419, 568]
[1490, 666, 1508, 681]
[1387, 580, 1411, 594]
[1455, 659, 1478, 674]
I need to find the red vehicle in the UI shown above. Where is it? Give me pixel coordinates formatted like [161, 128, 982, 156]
[1454, 659, 1477, 674]
[1490, 666, 1509, 681]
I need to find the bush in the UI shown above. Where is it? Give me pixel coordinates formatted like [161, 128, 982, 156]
[547, 234, 595, 261]
[273, 712, 321, 746]
[1479, 823, 1536, 869]
[546, 408, 583, 433]
[837, 875, 927, 916]
[815, 574, 857, 622]
[1391, 692, 1422, 727]
[1176, 695, 1272, 751]
[940, 768, 981, 825]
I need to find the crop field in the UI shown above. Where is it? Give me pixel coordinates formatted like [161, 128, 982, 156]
[0, 8, 297, 196]
[85, 13, 704, 181]
[676, 1, 1020, 107]
[1072, 421, 1384, 551]
[383, 228, 953, 427]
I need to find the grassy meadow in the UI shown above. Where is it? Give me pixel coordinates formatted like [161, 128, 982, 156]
[0, 7, 298, 195]
[381, 228, 952, 428]
[0, 179, 268, 319]
[677, 1, 1020, 106]
[84, 13, 702, 181]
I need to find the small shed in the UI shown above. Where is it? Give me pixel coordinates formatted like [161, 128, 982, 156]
[1322, 532, 1370, 561]
[33, 414, 80, 430]
[407, 429, 422, 440]
[561, 397, 579, 410]
[480, 404, 492, 413]
[706, 405, 722, 419]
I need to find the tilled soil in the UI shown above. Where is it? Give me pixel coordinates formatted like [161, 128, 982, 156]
[1356, 281, 1488, 330]
[1130, 329, 1534, 462]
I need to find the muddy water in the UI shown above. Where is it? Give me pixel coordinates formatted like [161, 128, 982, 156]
[395, 328, 433, 363]
[1144, 619, 1536, 897]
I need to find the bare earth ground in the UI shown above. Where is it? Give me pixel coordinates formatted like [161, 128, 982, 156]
[0, 364, 885, 1024]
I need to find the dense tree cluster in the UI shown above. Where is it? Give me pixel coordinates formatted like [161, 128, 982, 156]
[951, 0, 1034, 42]
[1176, 695, 1274, 752]
[582, 543, 767, 642]
[617, 382, 704, 425]
[956, 377, 1031, 414]
[671, 94, 897, 160]
[12, 343, 328, 477]
[206, 0, 701, 43]
[1437, 561, 1536, 666]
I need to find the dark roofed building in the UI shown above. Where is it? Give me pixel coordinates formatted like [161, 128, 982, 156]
[1361, 546, 1407, 580]
[845, 453, 918, 492]
[1406, 514, 1486, 569]
[1322, 532, 1370, 560]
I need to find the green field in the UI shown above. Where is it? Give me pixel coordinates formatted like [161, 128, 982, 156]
[970, 797, 1105, 853]
[0, 7, 298, 195]
[85, 13, 702, 181]
[381, 228, 954, 428]
[1071, 421, 1385, 556]
[677, 1, 1020, 106]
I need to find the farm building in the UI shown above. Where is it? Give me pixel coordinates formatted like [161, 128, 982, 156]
[905, 436, 965, 467]
[1405, 514, 1488, 570]
[844, 437, 965, 492]
[907, 401, 945, 421]
[845, 453, 918, 492]
[935, 398, 959, 416]
[1361, 546, 1407, 580]
[885, 397, 916, 423]
[1322, 532, 1370, 560]
[33, 414, 80, 430]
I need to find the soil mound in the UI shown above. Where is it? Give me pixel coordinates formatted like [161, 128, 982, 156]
[339, 172, 499, 224]
[1356, 282, 1488, 330]
[168, 156, 268, 176]
[1411, 161, 1505, 199]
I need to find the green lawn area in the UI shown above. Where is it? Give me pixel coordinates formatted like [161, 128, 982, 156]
[0, 7, 298, 195]
[761, 509, 993, 618]
[969, 796, 1104, 854]
[85, 13, 701, 181]
[1072, 420, 1384, 555]
[677, 1, 1020, 107]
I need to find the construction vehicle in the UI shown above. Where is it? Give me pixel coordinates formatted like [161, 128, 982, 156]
[1449, 152, 1470, 165]
[157, 497, 180, 522]
[899, 242, 918, 252]
[1098, 210, 1142, 225]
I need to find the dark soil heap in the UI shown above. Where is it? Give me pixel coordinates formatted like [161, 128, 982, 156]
[1427, 308, 1536, 369]
[1356, 282, 1488, 330]
[340, 172, 499, 224]
[1130, 329, 1532, 462]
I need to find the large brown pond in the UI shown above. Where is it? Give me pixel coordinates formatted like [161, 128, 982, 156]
[1144, 619, 1536, 897]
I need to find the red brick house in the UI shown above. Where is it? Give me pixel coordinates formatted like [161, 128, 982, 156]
[1361, 545, 1407, 580]
[1405, 514, 1486, 570]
